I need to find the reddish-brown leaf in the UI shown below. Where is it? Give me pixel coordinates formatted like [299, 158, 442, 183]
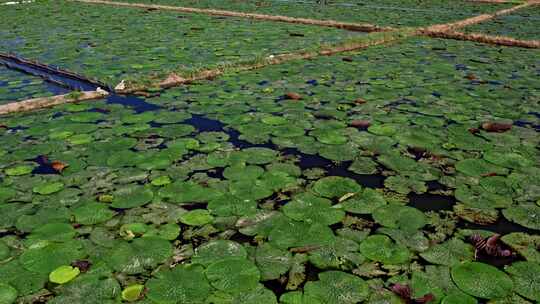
[465, 73, 477, 81]
[349, 120, 371, 128]
[354, 98, 367, 105]
[481, 122, 512, 133]
[342, 57, 354, 62]
[285, 92, 302, 100]
[51, 161, 69, 172]
[468, 127, 480, 134]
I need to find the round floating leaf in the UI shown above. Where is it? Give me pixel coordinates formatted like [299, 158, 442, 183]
[262, 115, 287, 125]
[5, 165, 34, 176]
[122, 284, 145, 302]
[359, 235, 410, 264]
[342, 188, 387, 214]
[32, 182, 64, 195]
[230, 285, 277, 304]
[372, 205, 427, 232]
[0, 283, 17, 304]
[304, 271, 368, 304]
[283, 192, 345, 225]
[368, 124, 397, 136]
[0, 187, 16, 203]
[0, 260, 48, 296]
[47, 275, 120, 304]
[229, 179, 273, 201]
[384, 175, 427, 195]
[505, 261, 540, 301]
[348, 157, 378, 175]
[420, 238, 474, 266]
[255, 243, 292, 281]
[223, 164, 264, 181]
[455, 159, 507, 177]
[308, 237, 363, 270]
[107, 237, 173, 274]
[192, 240, 247, 267]
[151, 175, 172, 186]
[208, 193, 257, 217]
[72, 202, 115, 225]
[180, 209, 214, 226]
[111, 185, 153, 209]
[206, 258, 260, 295]
[20, 242, 84, 274]
[268, 220, 335, 250]
[451, 262, 513, 299]
[28, 223, 76, 243]
[242, 147, 278, 165]
[484, 151, 532, 170]
[502, 204, 540, 230]
[501, 233, 540, 263]
[49, 265, 80, 284]
[311, 129, 348, 145]
[312, 176, 361, 199]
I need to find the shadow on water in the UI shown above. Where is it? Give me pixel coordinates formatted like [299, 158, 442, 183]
[106, 94, 161, 113]
[408, 192, 455, 212]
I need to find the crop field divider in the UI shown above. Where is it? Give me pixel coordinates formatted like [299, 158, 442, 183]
[423, 1, 535, 32]
[421, 30, 540, 48]
[69, 0, 394, 33]
[0, 90, 109, 115]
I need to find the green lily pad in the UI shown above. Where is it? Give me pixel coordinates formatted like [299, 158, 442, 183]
[283, 192, 345, 225]
[48, 274, 120, 304]
[111, 185, 153, 209]
[5, 165, 34, 176]
[121, 284, 145, 302]
[0, 187, 16, 203]
[420, 238, 474, 266]
[312, 176, 361, 199]
[359, 234, 410, 264]
[384, 175, 427, 195]
[32, 182, 64, 195]
[372, 204, 427, 232]
[180, 209, 214, 226]
[192, 240, 247, 267]
[304, 271, 369, 304]
[146, 264, 212, 304]
[49, 265, 80, 284]
[342, 188, 387, 214]
[107, 237, 173, 274]
[348, 157, 378, 175]
[20, 242, 84, 274]
[505, 261, 540, 301]
[207, 193, 257, 217]
[206, 258, 260, 295]
[255, 243, 292, 281]
[501, 233, 540, 263]
[451, 262, 513, 299]
[308, 237, 364, 270]
[241, 147, 278, 165]
[72, 202, 116, 225]
[268, 220, 335, 250]
[502, 204, 540, 230]
[0, 283, 17, 304]
[311, 129, 348, 145]
[455, 159, 507, 177]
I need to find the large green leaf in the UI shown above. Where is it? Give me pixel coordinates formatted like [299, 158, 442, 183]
[146, 265, 211, 304]
[451, 262, 513, 299]
[304, 271, 368, 304]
